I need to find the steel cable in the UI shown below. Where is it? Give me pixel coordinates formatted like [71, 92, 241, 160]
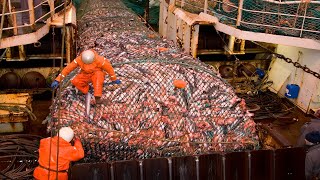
[0, 134, 42, 179]
[238, 91, 295, 120]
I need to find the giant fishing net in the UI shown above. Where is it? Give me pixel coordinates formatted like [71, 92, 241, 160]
[46, 0, 259, 162]
[176, 0, 320, 40]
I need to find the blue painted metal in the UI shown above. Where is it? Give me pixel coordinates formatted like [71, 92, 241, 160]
[285, 84, 300, 99]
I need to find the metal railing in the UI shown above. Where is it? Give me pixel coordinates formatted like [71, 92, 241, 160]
[0, 0, 68, 38]
[175, 0, 320, 40]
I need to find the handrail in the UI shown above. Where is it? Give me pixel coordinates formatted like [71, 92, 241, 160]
[0, 2, 65, 32]
[299, 2, 309, 37]
[176, 0, 320, 39]
[262, 0, 320, 5]
[35, 2, 65, 23]
[0, 0, 49, 16]
[0, 0, 7, 42]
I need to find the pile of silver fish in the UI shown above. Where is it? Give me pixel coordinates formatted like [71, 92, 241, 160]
[47, 0, 259, 162]
[76, 0, 195, 64]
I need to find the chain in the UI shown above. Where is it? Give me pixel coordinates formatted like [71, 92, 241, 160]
[250, 41, 320, 79]
[274, 53, 320, 79]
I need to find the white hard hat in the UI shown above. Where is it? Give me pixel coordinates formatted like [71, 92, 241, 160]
[59, 127, 74, 142]
[81, 50, 95, 64]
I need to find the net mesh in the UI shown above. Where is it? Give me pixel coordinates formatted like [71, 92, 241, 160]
[47, 0, 259, 163]
[121, 0, 160, 25]
[178, 0, 320, 40]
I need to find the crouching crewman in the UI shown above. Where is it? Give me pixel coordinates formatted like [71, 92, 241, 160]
[33, 127, 84, 180]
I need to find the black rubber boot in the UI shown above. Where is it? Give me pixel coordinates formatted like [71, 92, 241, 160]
[95, 96, 104, 104]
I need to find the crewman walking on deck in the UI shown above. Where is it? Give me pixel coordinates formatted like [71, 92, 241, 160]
[51, 49, 121, 103]
[33, 127, 84, 180]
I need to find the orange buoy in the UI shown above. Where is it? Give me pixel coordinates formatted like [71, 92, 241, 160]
[148, 34, 156, 39]
[173, 79, 187, 89]
[158, 47, 169, 52]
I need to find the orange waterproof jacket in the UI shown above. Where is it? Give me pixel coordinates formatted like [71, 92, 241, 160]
[33, 137, 84, 180]
[55, 50, 117, 82]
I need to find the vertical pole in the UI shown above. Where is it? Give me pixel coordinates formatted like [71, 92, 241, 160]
[7, 0, 11, 13]
[56, 0, 68, 178]
[18, 45, 26, 60]
[65, 26, 71, 64]
[7, 0, 17, 35]
[204, 0, 208, 14]
[191, 25, 199, 58]
[236, 0, 245, 54]
[222, 155, 226, 180]
[240, 39, 245, 53]
[167, 0, 177, 43]
[6, 47, 11, 60]
[139, 161, 143, 180]
[248, 152, 251, 180]
[110, 164, 115, 180]
[167, 158, 172, 180]
[48, 0, 55, 19]
[11, 7, 17, 35]
[159, 0, 164, 36]
[183, 23, 191, 54]
[195, 156, 200, 180]
[227, 36, 235, 54]
[28, 0, 35, 30]
[70, 26, 75, 60]
[144, 0, 149, 24]
[7, 0, 12, 25]
[299, 3, 309, 37]
[236, 0, 243, 27]
[0, 0, 7, 43]
[12, 5, 26, 61]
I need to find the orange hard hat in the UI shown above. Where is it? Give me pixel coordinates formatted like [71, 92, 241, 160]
[173, 79, 187, 89]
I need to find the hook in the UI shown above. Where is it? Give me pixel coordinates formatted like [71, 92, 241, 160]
[34, 41, 41, 48]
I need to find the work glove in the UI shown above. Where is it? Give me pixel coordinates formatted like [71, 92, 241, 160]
[111, 79, 121, 85]
[74, 138, 82, 145]
[51, 80, 59, 89]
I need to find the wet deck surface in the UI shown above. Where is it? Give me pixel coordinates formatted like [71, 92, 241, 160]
[257, 107, 312, 146]
[27, 92, 52, 137]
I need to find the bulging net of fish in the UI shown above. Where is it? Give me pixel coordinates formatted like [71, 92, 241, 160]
[45, 0, 259, 162]
[47, 59, 259, 162]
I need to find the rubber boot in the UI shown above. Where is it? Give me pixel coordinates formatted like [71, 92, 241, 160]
[95, 96, 104, 104]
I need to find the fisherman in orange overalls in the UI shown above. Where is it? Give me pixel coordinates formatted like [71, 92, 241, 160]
[51, 49, 121, 103]
[33, 127, 84, 180]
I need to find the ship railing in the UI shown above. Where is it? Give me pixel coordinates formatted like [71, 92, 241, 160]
[0, 0, 69, 39]
[174, 0, 320, 40]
